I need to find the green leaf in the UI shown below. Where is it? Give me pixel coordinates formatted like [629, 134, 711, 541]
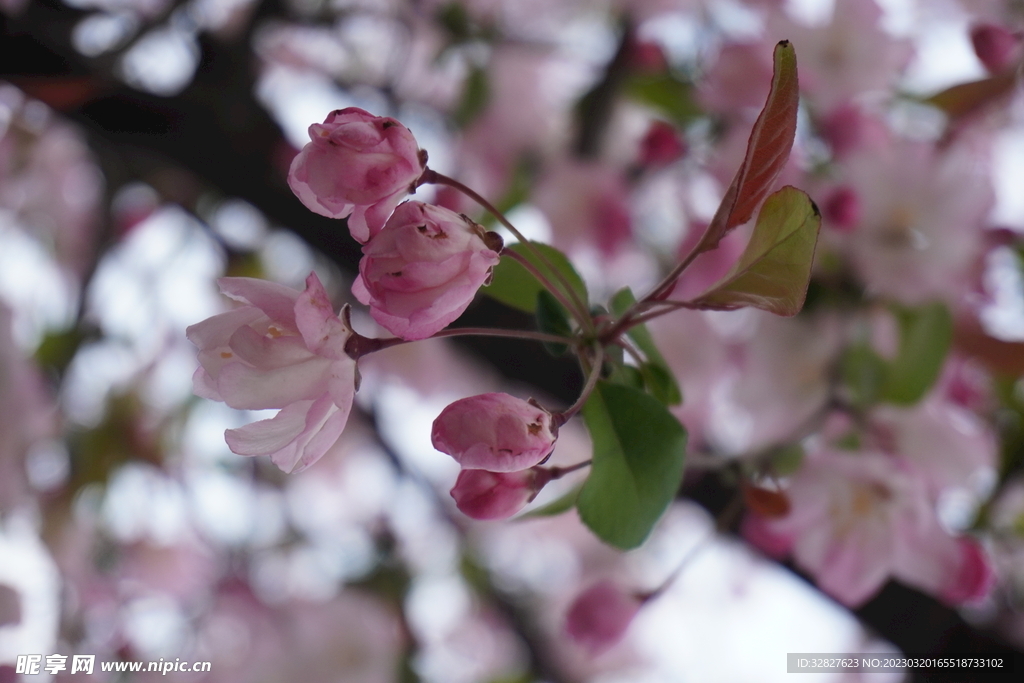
[624, 73, 702, 127]
[536, 290, 572, 356]
[770, 443, 805, 476]
[515, 484, 581, 519]
[879, 302, 952, 405]
[485, 242, 588, 314]
[453, 65, 489, 128]
[578, 381, 687, 550]
[607, 363, 645, 391]
[609, 287, 682, 405]
[842, 342, 888, 408]
[692, 186, 821, 316]
[699, 40, 800, 253]
[640, 362, 682, 406]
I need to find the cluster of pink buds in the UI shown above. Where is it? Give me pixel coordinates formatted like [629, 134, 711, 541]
[432, 393, 566, 520]
[290, 108, 503, 343]
[189, 108, 511, 473]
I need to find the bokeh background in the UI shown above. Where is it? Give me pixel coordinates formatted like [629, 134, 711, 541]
[2, 0, 1024, 680]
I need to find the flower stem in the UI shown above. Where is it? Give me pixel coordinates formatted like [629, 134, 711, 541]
[599, 299, 699, 344]
[432, 327, 576, 345]
[554, 346, 604, 425]
[599, 237, 707, 343]
[503, 249, 586, 325]
[346, 327, 576, 358]
[420, 169, 592, 329]
[546, 459, 592, 479]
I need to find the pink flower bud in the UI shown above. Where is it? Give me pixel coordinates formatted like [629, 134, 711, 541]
[941, 538, 994, 605]
[823, 186, 860, 231]
[818, 103, 886, 158]
[287, 108, 426, 243]
[431, 393, 557, 472]
[450, 468, 551, 520]
[185, 273, 356, 473]
[352, 201, 501, 340]
[638, 120, 687, 169]
[971, 23, 1021, 74]
[740, 513, 794, 560]
[564, 580, 642, 655]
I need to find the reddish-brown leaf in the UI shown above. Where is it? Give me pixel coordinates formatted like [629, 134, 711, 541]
[926, 68, 1019, 122]
[698, 40, 799, 254]
[742, 483, 791, 518]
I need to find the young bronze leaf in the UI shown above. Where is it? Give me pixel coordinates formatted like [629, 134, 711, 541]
[698, 40, 799, 254]
[692, 186, 820, 316]
[926, 68, 1018, 122]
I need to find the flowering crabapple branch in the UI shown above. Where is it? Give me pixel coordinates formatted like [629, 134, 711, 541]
[188, 38, 817, 559]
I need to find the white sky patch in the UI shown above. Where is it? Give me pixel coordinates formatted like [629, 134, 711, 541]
[187, 468, 257, 546]
[620, 504, 899, 683]
[209, 197, 269, 249]
[61, 340, 138, 425]
[102, 463, 189, 544]
[373, 382, 461, 485]
[900, 17, 986, 94]
[785, 0, 835, 26]
[256, 65, 386, 149]
[990, 122, 1024, 231]
[0, 514, 61, 675]
[73, 12, 139, 57]
[120, 25, 200, 96]
[874, 0, 916, 36]
[499, 204, 552, 245]
[405, 573, 474, 651]
[121, 594, 189, 659]
[259, 229, 316, 287]
[979, 247, 1024, 342]
[0, 218, 78, 349]
[189, 0, 258, 32]
[89, 204, 224, 356]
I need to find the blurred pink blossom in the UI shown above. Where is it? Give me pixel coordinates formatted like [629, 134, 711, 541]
[287, 108, 425, 243]
[564, 580, 642, 655]
[533, 160, 633, 255]
[837, 140, 993, 304]
[637, 120, 687, 169]
[767, 448, 989, 606]
[822, 186, 860, 232]
[870, 393, 998, 495]
[352, 201, 501, 340]
[186, 273, 356, 473]
[772, 0, 912, 110]
[971, 23, 1021, 74]
[431, 393, 557, 472]
[817, 103, 888, 159]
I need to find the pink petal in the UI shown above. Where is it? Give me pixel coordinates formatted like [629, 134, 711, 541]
[217, 277, 301, 329]
[185, 307, 263, 350]
[228, 326, 315, 370]
[295, 272, 350, 360]
[224, 394, 348, 474]
[225, 400, 311, 456]
[216, 357, 332, 410]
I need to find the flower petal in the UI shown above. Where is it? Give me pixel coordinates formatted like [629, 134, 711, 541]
[295, 272, 350, 360]
[217, 277, 301, 329]
[216, 356, 332, 410]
